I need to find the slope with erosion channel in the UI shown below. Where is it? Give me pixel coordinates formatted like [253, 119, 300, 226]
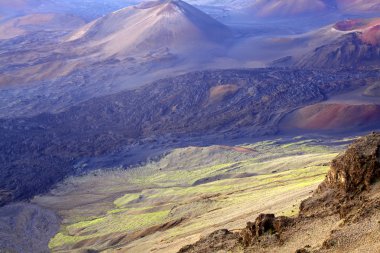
[31, 135, 351, 252]
[295, 32, 380, 69]
[1, 68, 379, 206]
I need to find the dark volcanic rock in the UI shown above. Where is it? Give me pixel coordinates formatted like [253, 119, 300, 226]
[253, 213, 276, 237]
[0, 68, 378, 205]
[0, 203, 60, 253]
[0, 190, 12, 207]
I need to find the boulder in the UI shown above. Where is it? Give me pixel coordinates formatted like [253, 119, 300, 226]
[241, 214, 294, 246]
[255, 213, 276, 236]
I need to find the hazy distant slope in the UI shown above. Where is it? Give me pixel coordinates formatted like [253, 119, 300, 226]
[188, 0, 379, 18]
[0, 0, 139, 21]
[0, 0, 44, 13]
[0, 0, 44, 21]
[0, 13, 84, 40]
[68, 0, 232, 58]
[337, 0, 380, 13]
[246, 0, 329, 17]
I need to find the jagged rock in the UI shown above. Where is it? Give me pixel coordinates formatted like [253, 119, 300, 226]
[273, 216, 294, 234]
[300, 132, 380, 218]
[255, 213, 276, 236]
[320, 132, 380, 193]
[240, 214, 293, 246]
[188, 213, 293, 251]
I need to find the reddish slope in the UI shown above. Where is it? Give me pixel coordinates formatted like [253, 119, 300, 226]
[294, 18, 380, 69]
[325, 18, 380, 47]
[362, 25, 380, 46]
[279, 103, 380, 132]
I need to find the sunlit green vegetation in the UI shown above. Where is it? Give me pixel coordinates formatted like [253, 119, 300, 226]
[46, 136, 350, 251]
[114, 193, 142, 207]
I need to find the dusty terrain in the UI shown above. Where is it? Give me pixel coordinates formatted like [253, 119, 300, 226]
[29, 134, 352, 252]
[179, 132, 380, 253]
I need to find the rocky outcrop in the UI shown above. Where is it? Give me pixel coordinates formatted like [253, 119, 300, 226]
[240, 214, 293, 246]
[179, 213, 293, 252]
[320, 132, 380, 193]
[300, 132, 380, 218]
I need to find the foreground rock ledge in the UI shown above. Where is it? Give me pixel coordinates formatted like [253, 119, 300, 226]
[178, 132, 380, 253]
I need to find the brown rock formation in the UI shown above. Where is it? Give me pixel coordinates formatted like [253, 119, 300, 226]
[300, 132, 380, 218]
[322, 132, 380, 193]
[240, 214, 294, 246]
[178, 229, 242, 253]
